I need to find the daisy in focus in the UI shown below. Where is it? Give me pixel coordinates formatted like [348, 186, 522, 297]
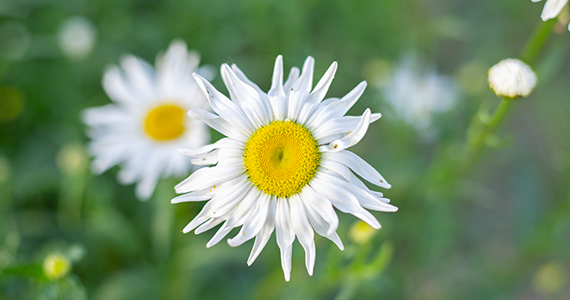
[173, 55, 397, 281]
[382, 54, 459, 137]
[82, 40, 212, 200]
[531, 0, 570, 30]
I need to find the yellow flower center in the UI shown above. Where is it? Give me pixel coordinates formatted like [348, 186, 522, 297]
[243, 120, 320, 198]
[144, 104, 186, 141]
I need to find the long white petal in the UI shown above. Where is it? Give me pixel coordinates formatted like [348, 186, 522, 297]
[227, 193, 271, 247]
[289, 195, 316, 276]
[275, 198, 295, 282]
[192, 73, 255, 134]
[247, 197, 277, 265]
[188, 109, 249, 142]
[541, 0, 568, 20]
[297, 62, 338, 124]
[323, 150, 391, 189]
[299, 190, 344, 250]
[268, 55, 286, 120]
[175, 162, 243, 193]
[287, 57, 314, 120]
[206, 189, 257, 248]
[321, 109, 372, 152]
[221, 64, 269, 128]
[178, 138, 244, 157]
[311, 173, 381, 229]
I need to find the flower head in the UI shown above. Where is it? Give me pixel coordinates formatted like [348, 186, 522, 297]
[382, 54, 458, 135]
[173, 55, 397, 281]
[488, 58, 537, 99]
[82, 40, 211, 200]
[531, 0, 570, 30]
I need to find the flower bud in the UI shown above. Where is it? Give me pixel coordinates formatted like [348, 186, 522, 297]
[488, 58, 537, 99]
[43, 253, 70, 280]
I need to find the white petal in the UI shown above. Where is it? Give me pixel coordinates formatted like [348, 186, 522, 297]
[296, 62, 338, 124]
[195, 218, 224, 234]
[101, 66, 139, 105]
[178, 138, 244, 157]
[247, 198, 276, 266]
[192, 73, 255, 134]
[135, 166, 160, 201]
[313, 113, 381, 143]
[191, 149, 219, 165]
[188, 109, 249, 142]
[321, 109, 372, 152]
[174, 161, 243, 193]
[292, 56, 315, 94]
[206, 187, 260, 247]
[275, 198, 295, 281]
[221, 64, 269, 128]
[323, 150, 391, 189]
[311, 173, 381, 229]
[171, 188, 214, 204]
[289, 195, 316, 276]
[283, 67, 300, 94]
[268, 55, 286, 120]
[120, 55, 156, 102]
[541, 0, 568, 20]
[227, 193, 271, 247]
[324, 173, 397, 212]
[299, 189, 344, 250]
[300, 186, 339, 236]
[82, 104, 130, 128]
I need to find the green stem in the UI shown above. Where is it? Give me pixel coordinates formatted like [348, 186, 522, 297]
[461, 98, 513, 172]
[520, 19, 557, 65]
[459, 18, 555, 173]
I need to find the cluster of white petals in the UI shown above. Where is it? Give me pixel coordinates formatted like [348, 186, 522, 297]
[488, 58, 537, 99]
[382, 55, 458, 135]
[174, 55, 397, 281]
[82, 40, 211, 200]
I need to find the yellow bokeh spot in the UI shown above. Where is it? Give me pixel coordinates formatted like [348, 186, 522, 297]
[533, 261, 567, 295]
[43, 253, 70, 280]
[144, 104, 186, 141]
[244, 120, 320, 198]
[349, 221, 376, 244]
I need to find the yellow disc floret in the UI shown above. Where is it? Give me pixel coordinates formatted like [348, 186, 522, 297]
[243, 120, 320, 198]
[144, 104, 186, 141]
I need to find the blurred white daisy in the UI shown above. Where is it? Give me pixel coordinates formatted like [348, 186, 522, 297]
[531, 0, 570, 30]
[82, 40, 212, 200]
[173, 55, 397, 281]
[57, 17, 97, 60]
[382, 54, 458, 136]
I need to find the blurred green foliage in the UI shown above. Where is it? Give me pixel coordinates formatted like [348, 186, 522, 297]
[1, 0, 570, 299]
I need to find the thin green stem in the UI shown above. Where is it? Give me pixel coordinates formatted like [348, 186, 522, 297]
[520, 19, 557, 65]
[461, 98, 513, 172]
[459, 18, 555, 174]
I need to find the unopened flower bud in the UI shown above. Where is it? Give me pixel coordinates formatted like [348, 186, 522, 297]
[488, 59, 537, 99]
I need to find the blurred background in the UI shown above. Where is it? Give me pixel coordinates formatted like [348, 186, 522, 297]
[1, 0, 570, 299]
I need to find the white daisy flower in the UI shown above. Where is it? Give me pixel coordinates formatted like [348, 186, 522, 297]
[531, 0, 570, 30]
[173, 55, 397, 281]
[488, 58, 537, 99]
[382, 54, 458, 135]
[82, 39, 212, 200]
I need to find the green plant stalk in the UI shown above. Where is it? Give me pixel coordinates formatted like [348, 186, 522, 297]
[461, 98, 513, 171]
[460, 18, 556, 172]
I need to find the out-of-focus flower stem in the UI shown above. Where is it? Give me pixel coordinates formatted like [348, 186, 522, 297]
[459, 18, 556, 174]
